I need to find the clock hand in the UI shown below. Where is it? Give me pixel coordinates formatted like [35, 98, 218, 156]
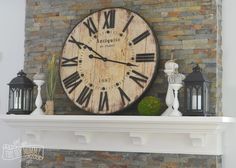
[69, 36, 106, 61]
[84, 46, 107, 61]
[89, 55, 138, 67]
[89, 54, 105, 61]
[69, 36, 137, 67]
[106, 58, 138, 67]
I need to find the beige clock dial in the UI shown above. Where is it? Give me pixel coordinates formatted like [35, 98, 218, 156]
[60, 7, 159, 114]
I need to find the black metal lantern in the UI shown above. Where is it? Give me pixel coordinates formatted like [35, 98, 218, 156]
[183, 64, 210, 116]
[7, 70, 35, 115]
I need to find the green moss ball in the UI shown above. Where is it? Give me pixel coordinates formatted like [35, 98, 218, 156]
[138, 96, 162, 116]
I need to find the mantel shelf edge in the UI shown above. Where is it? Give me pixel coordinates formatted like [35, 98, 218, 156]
[0, 115, 234, 155]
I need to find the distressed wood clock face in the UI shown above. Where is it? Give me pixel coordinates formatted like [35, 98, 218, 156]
[60, 7, 159, 114]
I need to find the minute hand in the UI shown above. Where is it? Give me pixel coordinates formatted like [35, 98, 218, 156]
[106, 58, 138, 67]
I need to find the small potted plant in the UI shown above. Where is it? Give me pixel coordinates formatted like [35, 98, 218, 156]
[45, 54, 57, 115]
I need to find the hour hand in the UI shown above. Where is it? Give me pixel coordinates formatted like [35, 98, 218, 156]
[84, 45, 106, 60]
[89, 54, 107, 62]
[69, 36, 106, 60]
[106, 59, 138, 67]
[126, 62, 138, 67]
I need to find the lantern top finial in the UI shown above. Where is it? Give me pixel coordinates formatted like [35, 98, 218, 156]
[17, 70, 26, 77]
[193, 64, 201, 72]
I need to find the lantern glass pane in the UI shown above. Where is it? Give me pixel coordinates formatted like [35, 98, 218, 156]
[205, 85, 209, 111]
[14, 89, 18, 109]
[187, 87, 191, 110]
[23, 89, 26, 110]
[19, 89, 22, 109]
[25, 89, 29, 111]
[23, 89, 27, 111]
[9, 88, 14, 110]
[29, 89, 33, 111]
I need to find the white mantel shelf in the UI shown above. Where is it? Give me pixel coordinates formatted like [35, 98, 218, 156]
[0, 115, 234, 155]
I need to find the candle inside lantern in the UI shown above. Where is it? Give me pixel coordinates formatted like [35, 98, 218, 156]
[192, 95, 202, 110]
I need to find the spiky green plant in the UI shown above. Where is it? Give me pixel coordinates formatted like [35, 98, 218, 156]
[46, 55, 57, 100]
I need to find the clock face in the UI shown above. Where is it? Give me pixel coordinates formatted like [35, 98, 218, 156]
[59, 7, 159, 114]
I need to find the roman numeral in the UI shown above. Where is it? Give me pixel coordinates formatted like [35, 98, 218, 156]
[103, 10, 116, 29]
[118, 87, 130, 105]
[76, 86, 93, 107]
[63, 72, 82, 94]
[68, 36, 83, 49]
[61, 57, 78, 67]
[122, 15, 134, 32]
[136, 53, 155, 62]
[98, 91, 109, 111]
[129, 70, 148, 88]
[83, 17, 98, 37]
[132, 30, 150, 45]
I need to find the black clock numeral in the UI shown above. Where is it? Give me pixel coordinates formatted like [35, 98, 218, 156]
[118, 87, 131, 105]
[132, 30, 150, 45]
[103, 10, 116, 29]
[63, 72, 82, 94]
[122, 15, 134, 33]
[76, 86, 93, 108]
[68, 36, 83, 49]
[136, 53, 155, 62]
[129, 70, 148, 88]
[98, 91, 109, 111]
[62, 57, 78, 67]
[83, 17, 98, 37]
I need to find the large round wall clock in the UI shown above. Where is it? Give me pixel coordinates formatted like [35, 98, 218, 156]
[59, 7, 159, 114]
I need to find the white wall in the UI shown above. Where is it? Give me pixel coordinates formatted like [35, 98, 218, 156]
[222, 0, 236, 168]
[0, 0, 235, 168]
[0, 0, 26, 167]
